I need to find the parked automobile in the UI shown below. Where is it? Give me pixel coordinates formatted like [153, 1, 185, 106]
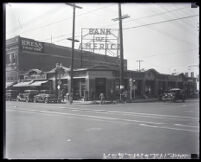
[162, 88, 185, 102]
[33, 90, 57, 103]
[16, 90, 39, 102]
[6, 90, 19, 101]
[190, 90, 199, 98]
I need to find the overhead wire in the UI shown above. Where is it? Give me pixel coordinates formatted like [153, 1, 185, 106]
[7, 4, 65, 33]
[7, 4, 199, 50]
[123, 14, 198, 47]
[142, 49, 198, 59]
[49, 5, 198, 45]
[154, 4, 198, 35]
[123, 14, 198, 30]
[7, 4, 116, 38]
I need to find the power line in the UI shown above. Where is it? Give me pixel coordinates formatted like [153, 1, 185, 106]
[6, 4, 115, 38]
[7, 4, 65, 33]
[44, 6, 197, 45]
[154, 4, 198, 35]
[123, 14, 198, 46]
[143, 49, 198, 59]
[124, 14, 198, 30]
[121, 6, 189, 25]
[51, 15, 199, 47]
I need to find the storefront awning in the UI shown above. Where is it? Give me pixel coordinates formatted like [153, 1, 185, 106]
[6, 82, 15, 88]
[13, 81, 33, 87]
[29, 80, 48, 87]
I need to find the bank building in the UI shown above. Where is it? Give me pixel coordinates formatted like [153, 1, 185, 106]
[6, 36, 197, 101]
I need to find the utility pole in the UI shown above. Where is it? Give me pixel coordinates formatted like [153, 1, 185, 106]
[112, 3, 130, 101]
[80, 29, 83, 67]
[136, 60, 144, 72]
[66, 3, 82, 104]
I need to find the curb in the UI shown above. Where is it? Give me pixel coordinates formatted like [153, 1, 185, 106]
[68, 99, 159, 105]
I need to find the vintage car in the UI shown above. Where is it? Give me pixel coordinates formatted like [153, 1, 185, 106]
[16, 90, 39, 102]
[6, 90, 19, 101]
[189, 90, 199, 98]
[33, 90, 57, 103]
[162, 88, 185, 102]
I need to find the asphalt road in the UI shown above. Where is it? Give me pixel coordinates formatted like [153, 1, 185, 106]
[5, 99, 199, 159]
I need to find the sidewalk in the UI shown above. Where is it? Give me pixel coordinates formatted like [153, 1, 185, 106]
[64, 98, 159, 105]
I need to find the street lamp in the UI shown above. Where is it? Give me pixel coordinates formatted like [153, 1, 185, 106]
[55, 63, 62, 103]
[66, 3, 82, 104]
[133, 80, 136, 100]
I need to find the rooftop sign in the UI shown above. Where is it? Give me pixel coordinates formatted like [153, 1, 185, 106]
[80, 28, 119, 57]
[20, 38, 44, 52]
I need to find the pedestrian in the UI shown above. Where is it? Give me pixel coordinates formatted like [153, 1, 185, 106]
[61, 89, 65, 102]
[66, 92, 69, 101]
[99, 92, 105, 104]
[124, 90, 128, 103]
[110, 89, 114, 104]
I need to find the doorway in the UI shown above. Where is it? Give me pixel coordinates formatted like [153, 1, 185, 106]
[95, 78, 106, 99]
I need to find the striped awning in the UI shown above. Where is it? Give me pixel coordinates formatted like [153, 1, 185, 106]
[6, 82, 15, 88]
[29, 80, 48, 87]
[13, 81, 33, 87]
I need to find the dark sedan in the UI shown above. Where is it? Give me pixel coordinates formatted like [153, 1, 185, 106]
[16, 90, 39, 102]
[6, 90, 19, 101]
[33, 90, 57, 103]
[162, 88, 185, 102]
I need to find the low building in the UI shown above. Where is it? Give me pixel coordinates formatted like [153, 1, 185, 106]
[6, 36, 197, 100]
[10, 64, 197, 100]
[6, 36, 127, 83]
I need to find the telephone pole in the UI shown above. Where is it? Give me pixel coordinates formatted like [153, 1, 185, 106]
[66, 3, 82, 104]
[136, 60, 144, 72]
[112, 3, 130, 97]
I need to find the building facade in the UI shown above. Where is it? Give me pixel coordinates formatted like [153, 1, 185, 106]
[6, 36, 197, 100]
[10, 64, 197, 100]
[6, 36, 127, 82]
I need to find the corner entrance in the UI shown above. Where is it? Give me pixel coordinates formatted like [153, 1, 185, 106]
[95, 78, 106, 99]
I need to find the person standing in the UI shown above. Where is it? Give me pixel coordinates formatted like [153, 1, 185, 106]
[110, 89, 114, 104]
[99, 92, 105, 104]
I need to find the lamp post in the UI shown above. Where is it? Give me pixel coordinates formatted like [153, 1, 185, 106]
[133, 80, 136, 100]
[55, 63, 62, 102]
[66, 3, 82, 104]
[112, 3, 130, 102]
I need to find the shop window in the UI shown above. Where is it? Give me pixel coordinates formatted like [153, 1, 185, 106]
[11, 53, 16, 64]
[6, 53, 16, 65]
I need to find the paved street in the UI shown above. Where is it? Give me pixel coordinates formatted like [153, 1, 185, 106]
[5, 100, 199, 159]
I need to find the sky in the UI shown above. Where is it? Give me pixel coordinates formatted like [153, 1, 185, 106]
[5, 2, 199, 77]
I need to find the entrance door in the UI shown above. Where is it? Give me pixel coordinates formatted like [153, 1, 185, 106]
[95, 78, 106, 99]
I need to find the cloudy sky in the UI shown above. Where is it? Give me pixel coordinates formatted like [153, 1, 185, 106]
[5, 2, 199, 76]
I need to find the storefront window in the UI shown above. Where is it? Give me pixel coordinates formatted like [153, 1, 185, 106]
[6, 53, 16, 65]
